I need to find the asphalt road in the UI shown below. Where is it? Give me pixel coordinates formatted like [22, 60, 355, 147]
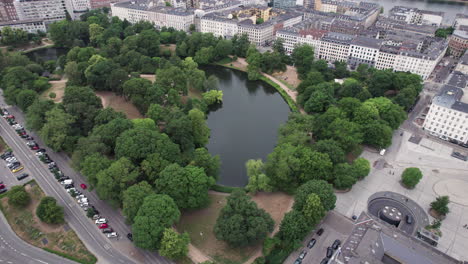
[0, 93, 172, 264]
[0, 212, 78, 264]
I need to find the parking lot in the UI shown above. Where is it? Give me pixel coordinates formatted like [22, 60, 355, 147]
[285, 211, 354, 264]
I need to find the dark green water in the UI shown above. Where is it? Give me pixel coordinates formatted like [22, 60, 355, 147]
[203, 66, 290, 187]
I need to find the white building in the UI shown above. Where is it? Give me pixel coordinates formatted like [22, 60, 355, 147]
[67, 0, 91, 19]
[348, 36, 382, 67]
[148, 7, 194, 31]
[0, 18, 46, 33]
[423, 83, 468, 144]
[200, 15, 238, 38]
[111, 0, 149, 24]
[14, 0, 67, 24]
[276, 27, 327, 54]
[317, 32, 353, 62]
[389, 6, 443, 27]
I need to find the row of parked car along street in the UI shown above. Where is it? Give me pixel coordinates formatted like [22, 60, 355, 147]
[293, 227, 341, 264]
[1, 108, 118, 239]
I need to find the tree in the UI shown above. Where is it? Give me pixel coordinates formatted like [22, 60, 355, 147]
[155, 164, 214, 209]
[291, 44, 314, 78]
[80, 153, 112, 188]
[202, 90, 223, 105]
[96, 157, 139, 206]
[322, 118, 363, 152]
[435, 27, 454, 38]
[362, 121, 393, 149]
[16, 90, 38, 111]
[132, 194, 180, 250]
[8, 186, 31, 208]
[401, 167, 423, 189]
[40, 107, 75, 152]
[247, 47, 262, 81]
[159, 228, 190, 260]
[92, 118, 133, 150]
[245, 159, 271, 194]
[313, 140, 346, 165]
[214, 190, 274, 247]
[190, 148, 220, 180]
[213, 39, 233, 61]
[302, 194, 326, 225]
[293, 180, 336, 211]
[188, 109, 210, 147]
[351, 158, 370, 180]
[430, 196, 450, 216]
[333, 163, 357, 190]
[194, 47, 214, 65]
[89, 23, 104, 46]
[232, 33, 250, 57]
[36, 196, 64, 224]
[122, 181, 154, 224]
[278, 210, 309, 244]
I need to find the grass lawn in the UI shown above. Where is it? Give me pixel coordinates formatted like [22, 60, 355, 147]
[0, 181, 97, 264]
[176, 192, 293, 264]
[95, 91, 143, 119]
[0, 136, 9, 153]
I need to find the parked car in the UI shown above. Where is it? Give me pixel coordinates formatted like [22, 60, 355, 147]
[95, 218, 107, 224]
[67, 188, 77, 193]
[0, 184, 6, 189]
[16, 173, 29, 181]
[98, 223, 108, 229]
[293, 259, 302, 264]
[127, 233, 133, 241]
[451, 152, 467, 161]
[307, 238, 316, 249]
[0, 189, 7, 194]
[102, 228, 114, 234]
[299, 250, 307, 260]
[332, 239, 341, 250]
[107, 232, 118, 238]
[64, 184, 74, 189]
[12, 166, 24, 173]
[37, 148, 46, 153]
[406, 215, 413, 225]
[316, 228, 324, 236]
[326, 247, 334, 258]
[92, 215, 100, 220]
[320, 258, 329, 264]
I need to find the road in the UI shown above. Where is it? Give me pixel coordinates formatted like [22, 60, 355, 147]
[0, 93, 171, 264]
[0, 212, 78, 264]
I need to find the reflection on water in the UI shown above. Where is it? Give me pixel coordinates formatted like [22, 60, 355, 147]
[203, 66, 290, 187]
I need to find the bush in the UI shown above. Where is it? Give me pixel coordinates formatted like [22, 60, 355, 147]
[36, 196, 64, 224]
[431, 196, 450, 216]
[8, 186, 31, 208]
[49, 92, 56, 99]
[401, 167, 423, 189]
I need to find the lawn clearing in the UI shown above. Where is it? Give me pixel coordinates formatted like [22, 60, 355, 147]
[271, 65, 300, 89]
[0, 181, 97, 264]
[41, 79, 66, 103]
[177, 192, 293, 264]
[96, 91, 143, 119]
[0, 136, 9, 153]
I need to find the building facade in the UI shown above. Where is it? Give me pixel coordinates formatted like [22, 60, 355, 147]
[0, 0, 18, 22]
[14, 0, 67, 24]
[148, 7, 194, 31]
[110, 0, 149, 24]
[0, 18, 45, 32]
[449, 28, 468, 58]
[389, 6, 443, 27]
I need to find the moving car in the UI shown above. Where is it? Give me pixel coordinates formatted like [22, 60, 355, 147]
[80, 183, 87, 189]
[12, 166, 24, 173]
[307, 238, 316, 249]
[98, 223, 108, 229]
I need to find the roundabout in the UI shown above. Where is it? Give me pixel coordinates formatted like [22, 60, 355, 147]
[367, 191, 429, 235]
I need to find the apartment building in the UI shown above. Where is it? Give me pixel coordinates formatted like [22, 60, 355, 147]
[389, 6, 443, 27]
[374, 16, 437, 37]
[272, 0, 295, 9]
[67, 0, 91, 19]
[200, 14, 238, 38]
[311, 0, 380, 29]
[318, 32, 353, 62]
[148, 7, 194, 31]
[423, 78, 468, 144]
[449, 27, 468, 58]
[89, 0, 110, 9]
[14, 0, 67, 24]
[0, 17, 45, 32]
[455, 51, 468, 75]
[276, 26, 326, 53]
[348, 36, 382, 67]
[0, 0, 18, 22]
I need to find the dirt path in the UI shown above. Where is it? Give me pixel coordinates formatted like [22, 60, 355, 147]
[229, 58, 305, 114]
[188, 244, 213, 263]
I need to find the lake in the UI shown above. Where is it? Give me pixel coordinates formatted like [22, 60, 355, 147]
[203, 66, 290, 187]
[25, 47, 68, 62]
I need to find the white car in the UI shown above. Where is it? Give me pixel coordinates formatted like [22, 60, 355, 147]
[80, 202, 89, 207]
[92, 214, 100, 220]
[67, 187, 77, 193]
[95, 218, 107, 224]
[6, 157, 17, 162]
[76, 195, 86, 200]
[78, 198, 88, 204]
[35, 152, 44, 157]
[107, 232, 118, 238]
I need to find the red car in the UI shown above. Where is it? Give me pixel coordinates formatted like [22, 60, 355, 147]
[6, 115, 14, 119]
[0, 184, 5, 189]
[80, 183, 87, 189]
[98, 223, 108, 229]
[31, 146, 39, 150]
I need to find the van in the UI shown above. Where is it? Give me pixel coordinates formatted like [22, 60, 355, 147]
[61, 179, 73, 185]
[380, 149, 386, 156]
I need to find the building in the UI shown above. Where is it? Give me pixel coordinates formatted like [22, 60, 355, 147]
[276, 27, 326, 54]
[389, 6, 444, 27]
[311, 0, 380, 29]
[67, 0, 91, 19]
[453, 13, 468, 30]
[455, 50, 468, 75]
[0, 0, 18, 22]
[449, 27, 468, 58]
[318, 31, 354, 62]
[374, 16, 437, 37]
[423, 78, 468, 144]
[337, 212, 462, 264]
[348, 36, 382, 67]
[14, 0, 67, 24]
[90, 0, 110, 9]
[111, 0, 149, 24]
[272, 0, 295, 9]
[148, 6, 194, 31]
[0, 17, 45, 32]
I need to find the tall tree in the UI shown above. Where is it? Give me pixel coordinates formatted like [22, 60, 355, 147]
[291, 44, 314, 79]
[122, 181, 154, 224]
[36, 196, 65, 224]
[293, 180, 336, 212]
[40, 107, 75, 151]
[188, 109, 210, 147]
[159, 228, 190, 260]
[245, 159, 271, 194]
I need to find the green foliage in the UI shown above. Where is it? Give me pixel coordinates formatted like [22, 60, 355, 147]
[278, 210, 309, 244]
[291, 44, 314, 79]
[155, 164, 214, 209]
[302, 193, 326, 225]
[188, 109, 210, 147]
[159, 228, 190, 260]
[189, 148, 220, 180]
[293, 180, 336, 212]
[435, 27, 454, 38]
[202, 90, 223, 105]
[430, 196, 450, 216]
[16, 89, 38, 110]
[0, 27, 29, 45]
[36, 196, 65, 224]
[40, 107, 75, 152]
[313, 139, 346, 164]
[245, 159, 271, 194]
[122, 181, 154, 224]
[8, 186, 31, 208]
[49, 92, 57, 99]
[401, 167, 423, 189]
[214, 190, 274, 247]
[80, 153, 112, 188]
[132, 194, 180, 250]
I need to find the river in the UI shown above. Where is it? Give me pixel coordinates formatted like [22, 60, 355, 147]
[203, 66, 290, 187]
